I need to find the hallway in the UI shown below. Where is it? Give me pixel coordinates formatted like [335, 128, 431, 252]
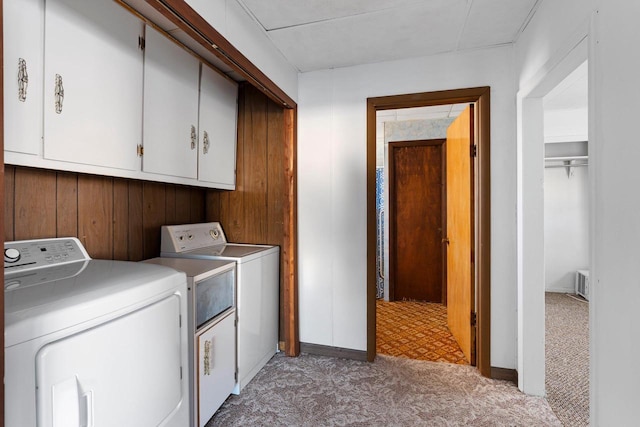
[376, 300, 467, 364]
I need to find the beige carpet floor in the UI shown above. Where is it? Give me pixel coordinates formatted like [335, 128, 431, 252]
[377, 300, 468, 364]
[208, 353, 561, 426]
[545, 292, 589, 426]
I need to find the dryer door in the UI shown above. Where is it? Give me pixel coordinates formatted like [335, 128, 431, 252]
[35, 295, 186, 427]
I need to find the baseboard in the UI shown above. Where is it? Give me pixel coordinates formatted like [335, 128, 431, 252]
[300, 342, 368, 361]
[302, 343, 517, 383]
[491, 367, 518, 385]
[545, 286, 575, 294]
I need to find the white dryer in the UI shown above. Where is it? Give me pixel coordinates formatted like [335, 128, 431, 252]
[161, 222, 279, 394]
[4, 238, 189, 427]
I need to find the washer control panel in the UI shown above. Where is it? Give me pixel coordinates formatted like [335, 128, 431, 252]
[161, 222, 228, 253]
[4, 237, 90, 273]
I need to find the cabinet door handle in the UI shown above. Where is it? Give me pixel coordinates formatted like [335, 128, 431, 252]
[55, 74, 64, 114]
[191, 125, 197, 150]
[203, 131, 210, 155]
[204, 339, 212, 375]
[18, 58, 29, 102]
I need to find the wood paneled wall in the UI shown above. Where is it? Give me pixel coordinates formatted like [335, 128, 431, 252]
[206, 84, 289, 339]
[4, 166, 206, 260]
[206, 84, 285, 244]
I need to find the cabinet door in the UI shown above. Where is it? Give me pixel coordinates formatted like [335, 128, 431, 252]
[143, 26, 199, 179]
[3, 0, 44, 156]
[198, 66, 238, 188]
[197, 312, 236, 427]
[43, 0, 143, 171]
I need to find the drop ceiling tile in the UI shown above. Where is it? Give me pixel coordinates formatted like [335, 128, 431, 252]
[457, 0, 539, 49]
[267, 1, 468, 71]
[239, 0, 427, 30]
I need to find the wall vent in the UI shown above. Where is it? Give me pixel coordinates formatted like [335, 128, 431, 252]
[575, 270, 590, 301]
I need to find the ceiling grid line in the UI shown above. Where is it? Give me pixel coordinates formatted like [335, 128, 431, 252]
[236, 0, 543, 72]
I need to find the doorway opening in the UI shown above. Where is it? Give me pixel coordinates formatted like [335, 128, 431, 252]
[517, 34, 589, 397]
[377, 105, 474, 365]
[542, 60, 590, 426]
[366, 87, 491, 378]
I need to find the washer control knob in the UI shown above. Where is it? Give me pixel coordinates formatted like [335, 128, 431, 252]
[209, 229, 219, 239]
[4, 248, 21, 263]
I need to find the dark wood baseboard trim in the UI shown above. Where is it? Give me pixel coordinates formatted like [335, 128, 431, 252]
[300, 343, 368, 362]
[491, 367, 518, 385]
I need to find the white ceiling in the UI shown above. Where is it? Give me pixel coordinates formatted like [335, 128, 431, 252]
[237, 0, 541, 72]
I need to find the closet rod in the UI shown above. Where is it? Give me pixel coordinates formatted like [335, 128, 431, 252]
[544, 155, 588, 162]
[545, 163, 588, 168]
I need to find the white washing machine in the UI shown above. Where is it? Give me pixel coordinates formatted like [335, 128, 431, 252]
[143, 257, 236, 427]
[161, 222, 279, 394]
[4, 237, 189, 427]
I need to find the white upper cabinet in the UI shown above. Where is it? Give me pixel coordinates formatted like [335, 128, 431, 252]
[198, 66, 238, 188]
[143, 25, 200, 180]
[3, 0, 44, 156]
[3, 2, 239, 189]
[43, 0, 144, 171]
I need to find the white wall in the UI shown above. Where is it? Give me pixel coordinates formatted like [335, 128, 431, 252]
[298, 46, 517, 368]
[544, 108, 588, 143]
[544, 166, 589, 293]
[591, 1, 640, 424]
[186, 0, 299, 101]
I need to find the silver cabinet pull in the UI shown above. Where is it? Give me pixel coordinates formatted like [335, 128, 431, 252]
[18, 58, 29, 102]
[191, 125, 197, 150]
[204, 340, 211, 375]
[55, 74, 64, 114]
[203, 131, 210, 154]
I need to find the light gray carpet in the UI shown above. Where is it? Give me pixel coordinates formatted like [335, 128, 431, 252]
[545, 293, 589, 426]
[208, 353, 561, 426]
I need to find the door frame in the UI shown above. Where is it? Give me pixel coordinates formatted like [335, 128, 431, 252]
[366, 87, 491, 378]
[388, 139, 447, 303]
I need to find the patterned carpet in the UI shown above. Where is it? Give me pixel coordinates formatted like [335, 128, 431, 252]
[208, 353, 561, 426]
[376, 300, 468, 364]
[545, 293, 589, 426]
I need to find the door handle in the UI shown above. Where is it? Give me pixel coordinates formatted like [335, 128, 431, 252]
[442, 238, 450, 245]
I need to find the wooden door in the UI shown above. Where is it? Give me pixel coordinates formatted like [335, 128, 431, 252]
[446, 105, 475, 364]
[389, 140, 445, 302]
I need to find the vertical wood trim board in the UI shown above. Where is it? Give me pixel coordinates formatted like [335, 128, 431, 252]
[14, 167, 57, 239]
[56, 172, 78, 238]
[283, 106, 299, 356]
[78, 175, 114, 259]
[4, 165, 14, 242]
[1, 1, 5, 417]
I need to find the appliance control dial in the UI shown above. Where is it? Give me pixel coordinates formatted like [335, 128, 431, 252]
[4, 248, 21, 263]
[209, 229, 220, 239]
